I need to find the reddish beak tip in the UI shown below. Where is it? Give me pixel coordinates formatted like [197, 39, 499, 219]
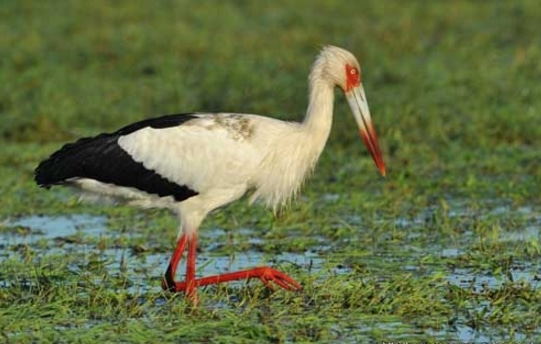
[360, 129, 386, 177]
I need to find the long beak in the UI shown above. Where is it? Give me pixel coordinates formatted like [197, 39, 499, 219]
[346, 84, 386, 176]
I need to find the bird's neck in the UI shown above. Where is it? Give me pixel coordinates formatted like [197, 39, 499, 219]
[248, 69, 336, 211]
[302, 75, 335, 146]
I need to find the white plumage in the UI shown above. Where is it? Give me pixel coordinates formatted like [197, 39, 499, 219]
[35, 45, 386, 301]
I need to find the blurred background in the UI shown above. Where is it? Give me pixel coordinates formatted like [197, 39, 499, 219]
[2, 0, 539, 143]
[2, 0, 539, 201]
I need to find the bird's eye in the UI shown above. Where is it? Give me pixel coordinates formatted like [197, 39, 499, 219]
[345, 64, 360, 91]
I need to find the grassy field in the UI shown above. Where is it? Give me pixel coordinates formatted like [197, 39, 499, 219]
[1, 0, 541, 342]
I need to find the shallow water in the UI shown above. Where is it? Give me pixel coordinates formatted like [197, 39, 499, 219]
[4, 214, 107, 244]
[0, 214, 323, 292]
[1, 209, 539, 280]
[1, 204, 540, 342]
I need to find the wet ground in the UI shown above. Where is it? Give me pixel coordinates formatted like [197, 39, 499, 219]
[1, 214, 323, 292]
[1, 202, 540, 342]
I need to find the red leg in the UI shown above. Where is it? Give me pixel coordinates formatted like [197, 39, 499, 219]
[161, 233, 187, 291]
[161, 232, 303, 299]
[187, 266, 302, 291]
[184, 232, 197, 299]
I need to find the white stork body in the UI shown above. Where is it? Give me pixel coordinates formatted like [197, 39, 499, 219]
[35, 46, 386, 302]
[72, 112, 326, 233]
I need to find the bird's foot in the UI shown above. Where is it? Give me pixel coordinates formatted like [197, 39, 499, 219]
[250, 266, 303, 291]
[161, 266, 302, 296]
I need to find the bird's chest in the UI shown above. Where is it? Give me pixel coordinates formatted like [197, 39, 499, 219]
[249, 131, 324, 209]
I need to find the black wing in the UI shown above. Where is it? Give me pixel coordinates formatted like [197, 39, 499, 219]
[34, 113, 200, 202]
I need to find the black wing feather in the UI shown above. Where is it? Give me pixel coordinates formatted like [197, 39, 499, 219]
[35, 113, 200, 202]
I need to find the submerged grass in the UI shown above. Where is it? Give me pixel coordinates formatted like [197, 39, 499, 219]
[1, 0, 541, 342]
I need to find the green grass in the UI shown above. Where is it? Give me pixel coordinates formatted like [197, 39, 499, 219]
[1, 0, 541, 342]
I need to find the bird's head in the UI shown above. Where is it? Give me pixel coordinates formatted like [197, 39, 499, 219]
[312, 45, 386, 176]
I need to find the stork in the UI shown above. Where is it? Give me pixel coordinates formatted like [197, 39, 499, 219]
[35, 45, 386, 302]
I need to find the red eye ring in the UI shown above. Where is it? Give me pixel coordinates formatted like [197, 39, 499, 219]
[345, 64, 360, 91]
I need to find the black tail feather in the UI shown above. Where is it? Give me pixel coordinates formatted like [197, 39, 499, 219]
[35, 113, 200, 201]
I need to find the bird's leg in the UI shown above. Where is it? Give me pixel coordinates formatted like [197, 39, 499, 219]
[184, 231, 198, 299]
[162, 233, 188, 292]
[186, 266, 303, 292]
[162, 232, 303, 299]
[161, 232, 200, 302]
